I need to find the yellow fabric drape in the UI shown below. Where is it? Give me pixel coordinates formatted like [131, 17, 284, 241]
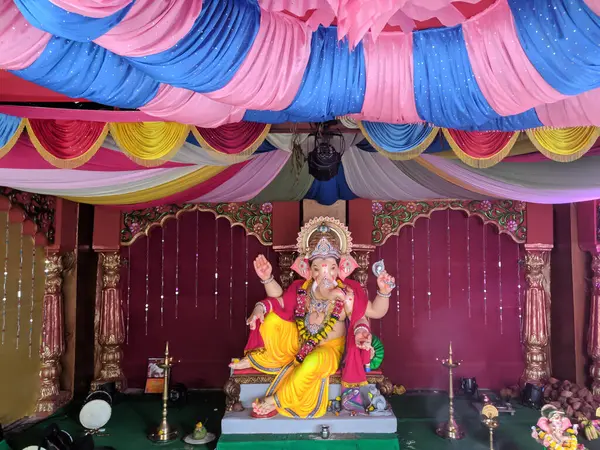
[526, 126, 600, 162]
[0, 216, 45, 423]
[65, 165, 226, 205]
[247, 313, 344, 419]
[109, 122, 191, 167]
[358, 121, 439, 160]
[0, 118, 25, 159]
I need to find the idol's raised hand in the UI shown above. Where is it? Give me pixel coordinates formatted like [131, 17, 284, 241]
[377, 270, 396, 295]
[253, 255, 272, 281]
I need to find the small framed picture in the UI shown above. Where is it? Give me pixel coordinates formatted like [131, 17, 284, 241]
[145, 358, 165, 394]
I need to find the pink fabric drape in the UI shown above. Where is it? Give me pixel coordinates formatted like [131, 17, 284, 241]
[205, 11, 312, 111]
[0, 106, 157, 123]
[191, 150, 289, 202]
[0, 2, 51, 70]
[352, 32, 421, 124]
[49, 0, 131, 18]
[462, 0, 566, 117]
[535, 88, 600, 128]
[94, 0, 202, 57]
[584, 0, 600, 16]
[140, 85, 245, 128]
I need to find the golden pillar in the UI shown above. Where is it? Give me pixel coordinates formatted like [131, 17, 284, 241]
[92, 252, 127, 391]
[36, 253, 68, 414]
[520, 245, 551, 386]
[588, 254, 600, 394]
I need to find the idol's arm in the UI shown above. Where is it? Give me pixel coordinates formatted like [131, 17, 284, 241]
[262, 278, 284, 304]
[366, 294, 390, 320]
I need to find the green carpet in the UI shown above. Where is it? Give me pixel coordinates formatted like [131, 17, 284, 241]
[6, 392, 600, 450]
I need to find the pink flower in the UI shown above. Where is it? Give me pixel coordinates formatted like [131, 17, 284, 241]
[506, 220, 518, 232]
[260, 202, 273, 214]
[406, 202, 417, 213]
[226, 203, 239, 213]
[157, 205, 170, 213]
[480, 200, 492, 212]
[372, 202, 383, 214]
[514, 201, 525, 212]
[381, 223, 392, 235]
[129, 222, 141, 234]
[253, 223, 265, 234]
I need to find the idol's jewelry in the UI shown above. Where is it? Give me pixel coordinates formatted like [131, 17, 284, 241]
[260, 275, 274, 285]
[377, 290, 392, 298]
[255, 301, 270, 315]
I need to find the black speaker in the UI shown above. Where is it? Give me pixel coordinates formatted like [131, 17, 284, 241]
[522, 383, 544, 409]
[0, 422, 3, 441]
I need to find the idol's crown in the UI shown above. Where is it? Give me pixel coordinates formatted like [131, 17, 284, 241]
[309, 236, 341, 261]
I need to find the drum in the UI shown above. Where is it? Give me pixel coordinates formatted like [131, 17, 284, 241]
[79, 390, 112, 430]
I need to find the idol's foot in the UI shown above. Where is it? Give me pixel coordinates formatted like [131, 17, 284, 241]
[229, 357, 251, 370]
[251, 396, 277, 418]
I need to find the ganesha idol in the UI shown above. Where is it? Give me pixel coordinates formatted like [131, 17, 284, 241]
[229, 217, 395, 419]
[531, 405, 586, 450]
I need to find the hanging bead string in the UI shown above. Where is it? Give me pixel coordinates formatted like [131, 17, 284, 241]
[16, 227, 23, 350]
[395, 235, 400, 337]
[426, 218, 432, 321]
[411, 227, 416, 328]
[144, 235, 150, 336]
[214, 219, 219, 320]
[175, 219, 180, 320]
[229, 226, 234, 330]
[195, 210, 199, 308]
[447, 210, 452, 309]
[498, 233, 503, 335]
[28, 244, 36, 358]
[466, 217, 472, 319]
[1, 213, 8, 345]
[160, 227, 165, 327]
[483, 224, 488, 326]
[126, 245, 131, 344]
[517, 245, 523, 341]
[244, 235, 249, 333]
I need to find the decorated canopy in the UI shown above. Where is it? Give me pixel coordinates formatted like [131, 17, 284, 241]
[1, 0, 600, 206]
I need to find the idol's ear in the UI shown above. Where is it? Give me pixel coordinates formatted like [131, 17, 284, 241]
[291, 257, 310, 279]
[561, 418, 572, 430]
[536, 418, 551, 432]
[339, 254, 359, 280]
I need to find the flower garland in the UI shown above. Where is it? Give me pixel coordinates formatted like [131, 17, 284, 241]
[531, 426, 583, 450]
[294, 279, 345, 363]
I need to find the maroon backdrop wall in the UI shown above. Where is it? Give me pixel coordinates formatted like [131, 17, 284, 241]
[122, 209, 524, 390]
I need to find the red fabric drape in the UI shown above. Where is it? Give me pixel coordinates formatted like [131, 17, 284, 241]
[121, 212, 279, 388]
[194, 122, 269, 154]
[446, 129, 515, 158]
[27, 119, 106, 160]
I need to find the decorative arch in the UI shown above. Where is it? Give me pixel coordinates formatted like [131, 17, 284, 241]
[121, 202, 273, 247]
[0, 187, 55, 245]
[372, 200, 526, 246]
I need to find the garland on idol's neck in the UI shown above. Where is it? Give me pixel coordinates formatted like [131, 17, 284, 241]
[294, 279, 344, 363]
[532, 426, 579, 450]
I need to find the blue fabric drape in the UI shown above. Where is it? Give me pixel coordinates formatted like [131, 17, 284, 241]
[468, 109, 542, 132]
[245, 26, 366, 123]
[361, 122, 436, 154]
[0, 115, 22, 148]
[11, 37, 159, 109]
[14, 0, 132, 42]
[413, 26, 502, 129]
[304, 164, 356, 205]
[128, 0, 260, 92]
[508, 0, 600, 96]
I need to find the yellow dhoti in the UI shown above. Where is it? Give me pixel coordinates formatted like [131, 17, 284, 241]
[247, 313, 345, 418]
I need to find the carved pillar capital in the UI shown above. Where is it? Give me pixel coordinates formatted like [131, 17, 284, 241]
[92, 251, 126, 391]
[274, 246, 297, 290]
[351, 244, 375, 289]
[588, 254, 600, 394]
[520, 246, 551, 387]
[36, 252, 70, 415]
